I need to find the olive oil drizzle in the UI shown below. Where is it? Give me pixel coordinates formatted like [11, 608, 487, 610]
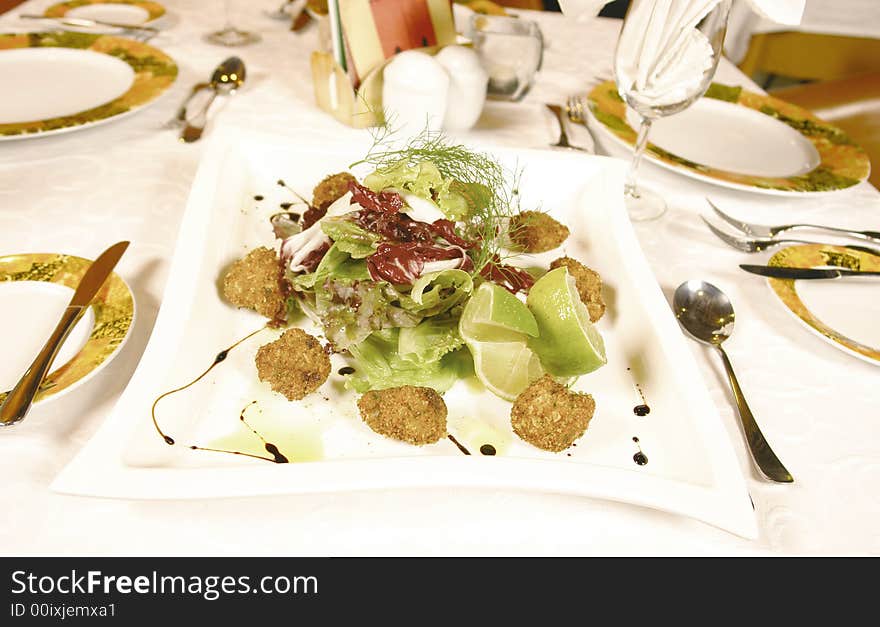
[150, 327, 268, 452]
[237, 400, 289, 463]
[181, 402, 288, 464]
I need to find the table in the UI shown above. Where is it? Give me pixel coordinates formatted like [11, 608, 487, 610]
[1, 1, 878, 556]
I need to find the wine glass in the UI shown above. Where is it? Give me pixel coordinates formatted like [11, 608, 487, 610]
[205, 0, 261, 46]
[613, 0, 732, 221]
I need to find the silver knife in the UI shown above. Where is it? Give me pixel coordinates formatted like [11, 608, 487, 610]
[0, 241, 129, 427]
[740, 264, 880, 280]
[20, 14, 159, 35]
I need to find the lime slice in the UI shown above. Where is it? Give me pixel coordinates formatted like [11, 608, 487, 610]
[460, 282, 539, 340]
[526, 267, 607, 377]
[466, 340, 545, 401]
[460, 282, 543, 400]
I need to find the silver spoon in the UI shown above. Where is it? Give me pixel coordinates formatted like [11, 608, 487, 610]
[673, 280, 794, 483]
[180, 56, 246, 143]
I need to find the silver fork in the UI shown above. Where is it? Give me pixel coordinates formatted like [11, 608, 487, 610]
[701, 216, 880, 256]
[546, 104, 589, 152]
[565, 95, 585, 122]
[707, 198, 880, 243]
[565, 95, 597, 153]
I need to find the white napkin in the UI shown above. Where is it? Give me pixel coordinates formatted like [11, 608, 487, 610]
[615, 0, 721, 108]
[558, 0, 804, 26]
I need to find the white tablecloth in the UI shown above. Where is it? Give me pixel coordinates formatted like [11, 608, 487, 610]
[1, 1, 879, 556]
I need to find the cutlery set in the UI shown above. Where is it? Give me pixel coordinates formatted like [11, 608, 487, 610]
[167, 57, 247, 143]
[17, 13, 245, 144]
[546, 103, 589, 152]
[544, 94, 603, 153]
[0, 243, 129, 427]
[701, 215, 880, 257]
[683, 196, 878, 483]
[702, 199, 880, 265]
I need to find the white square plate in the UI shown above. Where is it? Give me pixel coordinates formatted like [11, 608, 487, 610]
[52, 127, 757, 539]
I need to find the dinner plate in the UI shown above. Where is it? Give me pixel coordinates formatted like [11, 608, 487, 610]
[51, 127, 756, 539]
[0, 32, 177, 140]
[766, 245, 880, 365]
[0, 253, 135, 406]
[587, 80, 871, 195]
[44, 0, 166, 25]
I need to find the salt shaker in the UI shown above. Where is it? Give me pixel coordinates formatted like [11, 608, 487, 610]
[435, 45, 488, 131]
[382, 51, 450, 138]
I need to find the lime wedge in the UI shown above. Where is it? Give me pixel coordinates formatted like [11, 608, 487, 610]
[460, 282, 543, 400]
[526, 267, 607, 377]
[465, 340, 545, 401]
[460, 282, 539, 340]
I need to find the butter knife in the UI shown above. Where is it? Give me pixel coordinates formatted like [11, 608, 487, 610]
[20, 14, 159, 35]
[0, 241, 129, 427]
[740, 264, 880, 280]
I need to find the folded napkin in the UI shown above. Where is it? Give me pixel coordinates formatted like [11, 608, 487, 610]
[616, 0, 721, 108]
[558, 0, 804, 26]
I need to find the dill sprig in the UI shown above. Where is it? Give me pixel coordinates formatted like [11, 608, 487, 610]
[350, 128, 522, 274]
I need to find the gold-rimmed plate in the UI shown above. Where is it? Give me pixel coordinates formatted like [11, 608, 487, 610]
[0, 253, 135, 405]
[766, 245, 880, 364]
[587, 81, 871, 194]
[0, 32, 177, 140]
[45, 0, 166, 24]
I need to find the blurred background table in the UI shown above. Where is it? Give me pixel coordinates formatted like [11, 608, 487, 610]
[728, 0, 880, 67]
[1, 0, 878, 555]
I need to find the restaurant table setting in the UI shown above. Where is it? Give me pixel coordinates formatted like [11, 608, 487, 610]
[1, 0, 879, 555]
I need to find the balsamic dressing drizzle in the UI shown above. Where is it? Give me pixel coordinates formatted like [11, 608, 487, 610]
[447, 434, 471, 455]
[185, 445, 276, 462]
[276, 179, 309, 205]
[253, 195, 264, 201]
[626, 367, 651, 417]
[337, 366, 356, 376]
[150, 327, 283, 462]
[479, 444, 496, 456]
[632, 437, 648, 466]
